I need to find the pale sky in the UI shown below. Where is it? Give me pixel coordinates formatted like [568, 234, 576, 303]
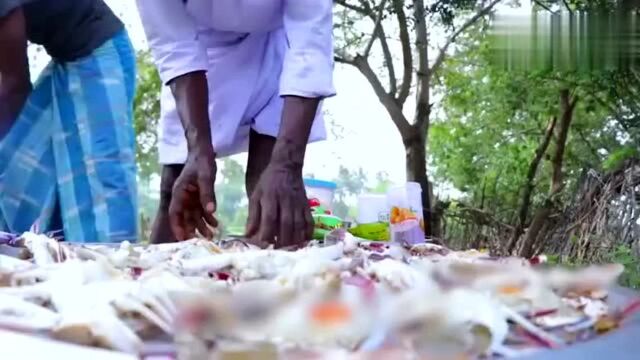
[28, 0, 531, 198]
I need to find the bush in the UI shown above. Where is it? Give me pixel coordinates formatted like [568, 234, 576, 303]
[606, 245, 640, 290]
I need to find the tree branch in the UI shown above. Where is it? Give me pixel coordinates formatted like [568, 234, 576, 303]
[550, 89, 578, 195]
[352, 55, 413, 137]
[532, 0, 555, 13]
[394, 0, 413, 105]
[335, 0, 397, 95]
[334, 55, 355, 65]
[378, 27, 397, 95]
[362, 0, 388, 58]
[413, 0, 430, 130]
[429, 0, 502, 78]
[333, 0, 369, 14]
[506, 115, 558, 254]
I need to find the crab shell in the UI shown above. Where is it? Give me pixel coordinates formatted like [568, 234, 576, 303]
[0, 293, 61, 331]
[49, 278, 184, 352]
[367, 258, 437, 293]
[52, 307, 142, 354]
[21, 232, 75, 265]
[264, 285, 376, 350]
[542, 263, 624, 295]
[9, 258, 127, 288]
[393, 288, 508, 356]
[0, 254, 34, 273]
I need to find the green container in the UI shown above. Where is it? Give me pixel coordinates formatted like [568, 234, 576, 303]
[312, 214, 343, 240]
[348, 222, 390, 241]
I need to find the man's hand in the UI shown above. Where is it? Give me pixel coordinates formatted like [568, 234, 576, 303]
[169, 149, 218, 241]
[167, 71, 217, 241]
[245, 96, 320, 248]
[245, 161, 313, 248]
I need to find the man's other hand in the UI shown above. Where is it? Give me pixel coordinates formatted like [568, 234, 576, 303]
[169, 149, 218, 241]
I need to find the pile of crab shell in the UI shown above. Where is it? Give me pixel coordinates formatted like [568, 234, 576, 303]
[0, 229, 638, 359]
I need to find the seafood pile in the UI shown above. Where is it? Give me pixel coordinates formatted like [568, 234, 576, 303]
[0, 230, 638, 359]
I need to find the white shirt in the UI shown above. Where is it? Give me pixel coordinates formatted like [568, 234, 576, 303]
[136, 0, 336, 163]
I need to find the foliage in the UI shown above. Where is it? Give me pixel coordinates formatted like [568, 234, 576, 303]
[432, 34, 551, 211]
[134, 51, 162, 181]
[137, 185, 158, 242]
[333, 166, 369, 219]
[429, 7, 640, 259]
[603, 146, 640, 171]
[370, 172, 393, 193]
[429, 0, 479, 28]
[432, 24, 636, 214]
[216, 158, 248, 235]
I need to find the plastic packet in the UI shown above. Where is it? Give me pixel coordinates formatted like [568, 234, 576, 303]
[386, 182, 425, 245]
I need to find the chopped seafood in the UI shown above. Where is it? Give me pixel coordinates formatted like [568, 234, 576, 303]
[0, 231, 635, 358]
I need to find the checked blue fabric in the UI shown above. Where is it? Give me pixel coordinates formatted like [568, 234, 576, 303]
[0, 30, 138, 243]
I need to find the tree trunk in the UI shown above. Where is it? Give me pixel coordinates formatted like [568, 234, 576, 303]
[550, 89, 577, 195]
[518, 90, 578, 258]
[431, 199, 448, 241]
[519, 201, 553, 258]
[404, 129, 433, 238]
[506, 116, 558, 255]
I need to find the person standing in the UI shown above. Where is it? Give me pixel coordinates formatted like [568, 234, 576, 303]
[0, 0, 138, 242]
[136, 0, 335, 247]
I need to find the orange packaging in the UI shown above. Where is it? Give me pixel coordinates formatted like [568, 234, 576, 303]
[386, 182, 425, 245]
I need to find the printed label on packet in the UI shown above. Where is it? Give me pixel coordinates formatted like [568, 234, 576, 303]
[377, 211, 390, 223]
[389, 206, 424, 245]
[390, 220, 424, 245]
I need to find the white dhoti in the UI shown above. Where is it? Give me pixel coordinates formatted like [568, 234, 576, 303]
[136, 0, 336, 164]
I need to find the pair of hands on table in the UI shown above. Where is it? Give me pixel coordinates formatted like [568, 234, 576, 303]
[167, 74, 317, 248]
[169, 152, 313, 248]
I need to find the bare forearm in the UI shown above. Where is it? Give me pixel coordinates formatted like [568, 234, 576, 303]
[169, 71, 214, 158]
[0, 7, 30, 137]
[271, 96, 320, 170]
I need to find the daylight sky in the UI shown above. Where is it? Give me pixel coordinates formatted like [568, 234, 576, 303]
[29, 1, 531, 197]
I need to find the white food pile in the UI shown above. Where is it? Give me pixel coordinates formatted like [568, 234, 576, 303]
[0, 231, 631, 359]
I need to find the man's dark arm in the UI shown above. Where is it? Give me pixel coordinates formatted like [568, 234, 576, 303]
[270, 96, 321, 169]
[165, 71, 218, 240]
[168, 71, 214, 158]
[245, 95, 320, 247]
[0, 7, 30, 137]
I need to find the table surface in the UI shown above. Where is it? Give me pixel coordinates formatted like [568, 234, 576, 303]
[523, 286, 640, 360]
[3, 243, 639, 359]
[0, 329, 137, 360]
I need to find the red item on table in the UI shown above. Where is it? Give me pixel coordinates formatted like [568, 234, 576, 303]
[308, 198, 321, 207]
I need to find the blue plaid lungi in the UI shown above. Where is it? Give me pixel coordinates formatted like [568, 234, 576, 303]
[0, 30, 138, 243]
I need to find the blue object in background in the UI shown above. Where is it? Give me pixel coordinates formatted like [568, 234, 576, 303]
[303, 178, 337, 190]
